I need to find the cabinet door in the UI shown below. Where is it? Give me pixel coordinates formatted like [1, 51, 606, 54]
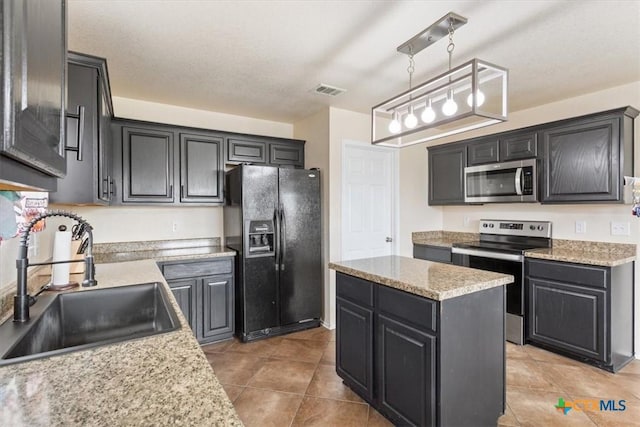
[500, 131, 537, 161]
[227, 137, 267, 164]
[467, 138, 499, 165]
[428, 145, 466, 205]
[202, 274, 234, 340]
[179, 133, 223, 203]
[168, 278, 198, 336]
[377, 314, 436, 426]
[269, 142, 304, 168]
[1, 0, 66, 177]
[336, 297, 374, 401]
[121, 126, 175, 202]
[528, 278, 606, 361]
[540, 117, 621, 202]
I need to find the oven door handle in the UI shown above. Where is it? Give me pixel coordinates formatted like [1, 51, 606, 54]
[514, 167, 523, 196]
[451, 247, 524, 262]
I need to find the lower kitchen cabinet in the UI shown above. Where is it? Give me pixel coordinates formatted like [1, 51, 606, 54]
[413, 244, 452, 264]
[159, 257, 235, 344]
[526, 258, 634, 372]
[336, 272, 504, 426]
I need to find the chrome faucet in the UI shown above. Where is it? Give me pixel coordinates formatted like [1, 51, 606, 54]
[14, 210, 97, 322]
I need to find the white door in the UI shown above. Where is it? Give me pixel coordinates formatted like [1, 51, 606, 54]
[342, 140, 397, 261]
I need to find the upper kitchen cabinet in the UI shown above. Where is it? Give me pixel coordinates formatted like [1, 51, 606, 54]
[111, 118, 225, 205]
[427, 142, 466, 205]
[466, 131, 538, 166]
[226, 135, 305, 168]
[467, 138, 499, 166]
[50, 52, 114, 205]
[0, 0, 67, 191]
[540, 107, 638, 203]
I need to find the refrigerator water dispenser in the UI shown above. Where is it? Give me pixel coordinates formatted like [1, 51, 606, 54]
[245, 220, 274, 257]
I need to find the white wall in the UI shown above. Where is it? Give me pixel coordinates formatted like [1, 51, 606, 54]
[293, 109, 330, 326]
[0, 97, 294, 290]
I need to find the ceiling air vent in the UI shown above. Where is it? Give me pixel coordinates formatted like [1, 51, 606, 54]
[312, 83, 346, 97]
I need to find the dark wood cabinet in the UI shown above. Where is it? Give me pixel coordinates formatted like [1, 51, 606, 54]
[427, 143, 466, 205]
[0, 0, 67, 191]
[467, 138, 499, 165]
[226, 135, 305, 168]
[50, 52, 114, 205]
[500, 131, 537, 161]
[160, 257, 235, 344]
[179, 133, 224, 203]
[526, 258, 634, 372]
[413, 244, 452, 264]
[539, 108, 637, 203]
[336, 272, 505, 426]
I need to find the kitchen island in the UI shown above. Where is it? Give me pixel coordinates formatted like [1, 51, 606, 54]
[0, 260, 242, 426]
[329, 255, 514, 427]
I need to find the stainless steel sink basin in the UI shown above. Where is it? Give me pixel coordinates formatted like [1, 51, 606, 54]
[0, 282, 180, 366]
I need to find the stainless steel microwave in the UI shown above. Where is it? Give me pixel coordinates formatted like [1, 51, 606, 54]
[464, 158, 537, 203]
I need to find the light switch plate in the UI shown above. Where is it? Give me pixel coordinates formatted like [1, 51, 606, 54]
[575, 220, 587, 234]
[611, 221, 630, 236]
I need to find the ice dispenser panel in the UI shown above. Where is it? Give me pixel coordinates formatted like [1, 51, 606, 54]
[245, 220, 275, 257]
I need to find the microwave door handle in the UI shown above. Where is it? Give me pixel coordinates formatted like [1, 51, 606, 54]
[515, 167, 523, 196]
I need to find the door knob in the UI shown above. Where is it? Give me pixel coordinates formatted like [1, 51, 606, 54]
[385, 237, 393, 242]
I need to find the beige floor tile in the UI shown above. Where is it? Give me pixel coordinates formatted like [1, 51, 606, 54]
[536, 360, 629, 399]
[291, 396, 369, 426]
[367, 407, 394, 427]
[506, 343, 532, 360]
[320, 340, 336, 365]
[306, 364, 363, 403]
[201, 338, 236, 354]
[205, 352, 267, 386]
[287, 326, 335, 342]
[618, 359, 640, 375]
[506, 358, 562, 391]
[507, 387, 596, 426]
[220, 383, 244, 403]
[271, 338, 328, 363]
[233, 387, 303, 427]
[498, 404, 521, 426]
[578, 396, 640, 426]
[225, 336, 284, 358]
[248, 359, 317, 394]
[523, 344, 587, 367]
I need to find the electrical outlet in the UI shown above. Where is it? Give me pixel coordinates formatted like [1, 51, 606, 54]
[611, 221, 630, 236]
[172, 221, 178, 232]
[575, 220, 587, 234]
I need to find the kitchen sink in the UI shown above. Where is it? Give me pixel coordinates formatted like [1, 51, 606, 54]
[0, 282, 180, 366]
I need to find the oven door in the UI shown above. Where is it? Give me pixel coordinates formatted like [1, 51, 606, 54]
[464, 158, 537, 203]
[451, 248, 524, 344]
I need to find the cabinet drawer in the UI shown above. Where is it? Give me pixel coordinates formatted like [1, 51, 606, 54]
[162, 259, 233, 280]
[336, 273, 374, 307]
[377, 285, 437, 332]
[413, 244, 452, 264]
[527, 259, 607, 289]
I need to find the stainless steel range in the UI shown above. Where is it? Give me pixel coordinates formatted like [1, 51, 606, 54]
[451, 219, 552, 344]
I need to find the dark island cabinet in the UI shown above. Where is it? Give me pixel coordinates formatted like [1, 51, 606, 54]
[50, 52, 114, 205]
[0, 0, 67, 191]
[539, 107, 638, 203]
[526, 258, 634, 372]
[427, 143, 466, 205]
[160, 257, 235, 344]
[336, 272, 505, 426]
[226, 135, 305, 168]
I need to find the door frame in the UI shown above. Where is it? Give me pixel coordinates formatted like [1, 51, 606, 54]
[341, 139, 399, 259]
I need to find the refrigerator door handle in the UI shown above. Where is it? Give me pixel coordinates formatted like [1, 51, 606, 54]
[280, 204, 286, 271]
[274, 206, 280, 271]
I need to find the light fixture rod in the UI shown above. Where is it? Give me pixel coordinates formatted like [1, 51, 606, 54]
[397, 12, 467, 56]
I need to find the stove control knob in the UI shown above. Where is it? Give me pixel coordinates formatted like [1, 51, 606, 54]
[483, 223, 488, 228]
[530, 225, 536, 230]
[489, 223, 494, 228]
[537, 225, 544, 231]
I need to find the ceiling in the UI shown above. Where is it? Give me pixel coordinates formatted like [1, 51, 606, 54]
[68, 0, 640, 124]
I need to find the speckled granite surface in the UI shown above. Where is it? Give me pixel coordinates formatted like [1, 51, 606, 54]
[0, 260, 242, 426]
[93, 237, 235, 263]
[412, 230, 479, 247]
[525, 240, 637, 267]
[329, 255, 513, 301]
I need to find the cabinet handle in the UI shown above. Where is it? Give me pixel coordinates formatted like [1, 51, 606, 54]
[102, 178, 109, 196]
[64, 105, 85, 161]
[180, 184, 184, 199]
[109, 178, 115, 196]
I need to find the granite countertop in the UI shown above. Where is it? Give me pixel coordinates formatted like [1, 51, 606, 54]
[525, 239, 637, 267]
[329, 255, 513, 301]
[412, 231, 478, 247]
[93, 237, 236, 264]
[0, 260, 242, 426]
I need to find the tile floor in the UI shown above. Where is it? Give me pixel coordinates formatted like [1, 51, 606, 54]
[202, 328, 640, 426]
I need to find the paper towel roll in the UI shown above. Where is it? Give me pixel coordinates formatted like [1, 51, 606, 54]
[51, 228, 72, 286]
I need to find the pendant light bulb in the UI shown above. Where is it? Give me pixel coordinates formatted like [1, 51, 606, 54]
[388, 112, 401, 134]
[404, 106, 418, 129]
[466, 89, 485, 107]
[442, 92, 458, 117]
[421, 99, 436, 123]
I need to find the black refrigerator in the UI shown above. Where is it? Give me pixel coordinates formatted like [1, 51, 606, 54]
[224, 165, 322, 342]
